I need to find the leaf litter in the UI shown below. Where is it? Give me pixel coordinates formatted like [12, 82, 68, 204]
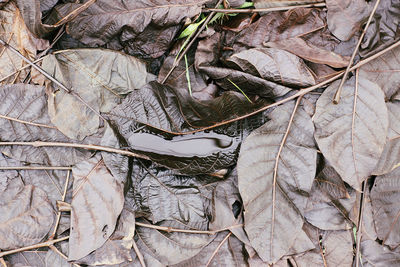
[0, 0, 399, 266]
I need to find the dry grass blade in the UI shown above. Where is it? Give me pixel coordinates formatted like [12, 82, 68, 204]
[333, 0, 382, 104]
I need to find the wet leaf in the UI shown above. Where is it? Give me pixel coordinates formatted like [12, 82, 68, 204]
[371, 167, 400, 248]
[0, 2, 48, 85]
[265, 37, 350, 68]
[0, 84, 92, 165]
[313, 76, 389, 190]
[172, 232, 246, 267]
[0, 174, 55, 250]
[238, 101, 317, 263]
[326, 0, 370, 41]
[225, 48, 316, 87]
[69, 154, 125, 260]
[41, 48, 154, 140]
[135, 219, 215, 265]
[54, 0, 205, 59]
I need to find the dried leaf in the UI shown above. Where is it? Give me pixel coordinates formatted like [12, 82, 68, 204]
[238, 101, 317, 263]
[135, 220, 215, 265]
[0, 2, 48, 85]
[172, 232, 246, 267]
[5, 251, 47, 267]
[225, 48, 316, 87]
[371, 167, 400, 248]
[0, 175, 55, 250]
[69, 154, 125, 260]
[254, 0, 321, 8]
[41, 48, 154, 140]
[361, 239, 400, 267]
[326, 0, 370, 41]
[265, 37, 350, 68]
[0, 84, 92, 165]
[313, 76, 389, 190]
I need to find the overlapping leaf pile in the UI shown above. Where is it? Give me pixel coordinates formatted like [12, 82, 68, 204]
[0, 0, 399, 266]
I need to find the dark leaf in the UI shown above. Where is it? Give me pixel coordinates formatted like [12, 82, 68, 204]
[237, 101, 317, 263]
[69, 154, 125, 260]
[135, 219, 215, 265]
[0, 174, 55, 250]
[53, 0, 205, 59]
[313, 76, 389, 190]
[326, 0, 370, 41]
[172, 232, 246, 267]
[0, 84, 92, 165]
[371, 167, 400, 248]
[0, 2, 48, 85]
[41, 48, 154, 140]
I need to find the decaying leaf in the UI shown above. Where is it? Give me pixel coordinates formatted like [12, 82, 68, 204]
[0, 84, 92, 165]
[314, 76, 389, 190]
[238, 101, 316, 263]
[0, 174, 54, 250]
[0, 2, 48, 85]
[371, 167, 400, 248]
[41, 48, 154, 140]
[69, 154, 125, 260]
[135, 219, 215, 265]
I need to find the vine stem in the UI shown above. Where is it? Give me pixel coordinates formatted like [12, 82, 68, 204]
[0, 236, 69, 258]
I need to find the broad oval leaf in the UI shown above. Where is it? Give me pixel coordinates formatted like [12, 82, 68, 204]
[69, 154, 125, 260]
[0, 176, 54, 250]
[41, 48, 154, 140]
[0, 84, 92, 165]
[226, 48, 315, 87]
[238, 101, 317, 263]
[371, 167, 400, 248]
[313, 76, 389, 190]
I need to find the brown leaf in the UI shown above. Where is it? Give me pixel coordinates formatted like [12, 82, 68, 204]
[41, 48, 154, 140]
[69, 154, 125, 260]
[254, 0, 321, 8]
[0, 2, 48, 85]
[265, 37, 350, 68]
[313, 76, 389, 190]
[237, 101, 317, 263]
[361, 238, 400, 267]
[0, 175, 55, 250]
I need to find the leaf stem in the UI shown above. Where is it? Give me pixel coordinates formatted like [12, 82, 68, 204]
[133, 240, 146, 267]
[0, 236, 69, 258]
[204, 2, 326, 13]
[355, 179, 368, 267]
[135, 222, 243, 235]
[333, 0, 381, 104]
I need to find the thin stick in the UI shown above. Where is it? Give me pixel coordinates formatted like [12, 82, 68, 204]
[135, 222, 243, 235]
[204, 2, 325, 13]
[161, 0, 223, 84]
[0, 141, 150, 160]
[0, 236, 69, 258]
[132, 240, 146, 267]
[0, 166, 71, 170]
[355, 180, 368, 267]
[0, 39, 105, 121]
[205, 232, 232, 267]
[0, 114, 57, 129]
[0, 258, 6, 267]
[49, 170, 71, 239]
[333, 0, 381, 104]
[54, 0, 96, 26]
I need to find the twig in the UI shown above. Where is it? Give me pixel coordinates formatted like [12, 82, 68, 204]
[317, 229, 328, 267]
[135, 222, 243, 235]
[161, 0, 223, 84]
[0, 166, 71, 170]
[0, 39, 105, 121]
[0, 236, 69, 258]
[0, 114, 57, 129]
[49, 170, 71, 239]
[333, 0, 381, 104]
[132, 240, 146, 267]
[54, 0, 97, 26]
[0, 258, 6, 267]
[355, 179, 368, 267]
[204, 2, 325, 13]
[205, 232, 232, 267]
[0, 141, 150, 161]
